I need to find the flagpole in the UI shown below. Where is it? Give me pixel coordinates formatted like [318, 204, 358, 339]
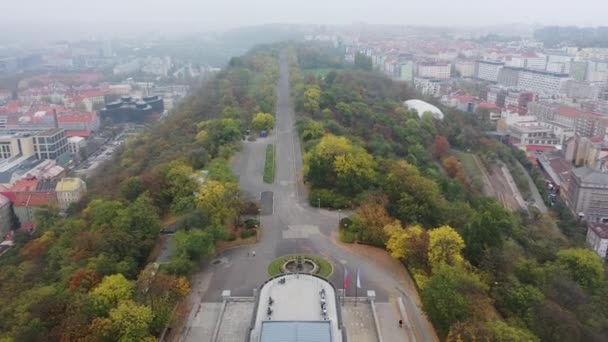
[355, 268, 358, 306]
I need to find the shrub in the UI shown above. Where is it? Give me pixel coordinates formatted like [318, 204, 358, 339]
[309, 188, 351, 209]
[244, 219, 259, 229]
[339, 229, 356, 243]
[224, 232, 237, 241]
[240, 229, 257, 239]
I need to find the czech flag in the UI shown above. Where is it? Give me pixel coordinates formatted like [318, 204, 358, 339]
[343, 267, 349, 289]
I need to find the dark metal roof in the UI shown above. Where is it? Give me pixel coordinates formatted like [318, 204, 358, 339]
[260, 321, 331, 342]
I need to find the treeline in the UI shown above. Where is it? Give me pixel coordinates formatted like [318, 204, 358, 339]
[289, 45, 608, 341]
[0, 46, 279, 341]
[534, 26, 608, 48]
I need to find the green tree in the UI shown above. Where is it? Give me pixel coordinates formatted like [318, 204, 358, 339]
[121, 176, 143, 201]
[174, 230, 215, 261]
[421, 265, 486, 336]
[556, 248, 604, 289]
[354, 52, 373, 70]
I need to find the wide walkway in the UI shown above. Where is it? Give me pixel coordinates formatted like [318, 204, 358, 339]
[180, 52, 438, 342]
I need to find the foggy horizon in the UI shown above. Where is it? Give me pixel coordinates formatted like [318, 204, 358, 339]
[2, 0, 607, 38]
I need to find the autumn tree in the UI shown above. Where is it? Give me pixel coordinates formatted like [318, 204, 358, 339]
[431, 135, 450, 160]
[384, 222, 429, 270]
[428, 225, 465, 270]
[350, 195, 392, 246]
[303, 85, 321, 114]
[251, 112, 274, 131]
[197, 180, 239, 225]
[382, 160, 444, 227]
[89, 274, 134, 315]
[305, 134, 376, 196]
[442, 156, 466, 184]
[108, 300, 154, 341]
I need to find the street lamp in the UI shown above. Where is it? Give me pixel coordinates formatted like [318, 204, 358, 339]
[257, 208, 261, 227]
[338, 209, 342, 228]
[318, 197, 321, 209]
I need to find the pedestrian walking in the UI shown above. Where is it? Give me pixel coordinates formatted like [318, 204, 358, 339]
[252, 251, 256, 257]
[399, 319, 403, 328]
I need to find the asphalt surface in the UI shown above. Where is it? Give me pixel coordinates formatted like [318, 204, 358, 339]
[186, 53, 438, 341]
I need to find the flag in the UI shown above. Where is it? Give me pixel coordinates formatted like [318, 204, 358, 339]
[357, 268, 361, 289]
[343, 267, 349, 289]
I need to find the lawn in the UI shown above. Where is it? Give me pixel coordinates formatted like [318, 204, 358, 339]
[263, 144, 275, 183]
[302, 68, 342, 77]
[267, 254, 333, 278]
[456, 151, 483, 179]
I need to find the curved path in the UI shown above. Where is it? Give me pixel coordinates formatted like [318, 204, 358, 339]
[185, 53, 438, 342]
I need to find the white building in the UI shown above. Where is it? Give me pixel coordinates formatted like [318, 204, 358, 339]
[55, 177, 87, 210]
[404, 99, 444, 120]
[586, 223, 608, 259]
[68, 136, 86, 155]
[413, 78, 442, 97]
[454, 60, 476, 78]
[416, 62, 451, 80]
[475, 60, 505, 82]
[517, 69, 570, 95]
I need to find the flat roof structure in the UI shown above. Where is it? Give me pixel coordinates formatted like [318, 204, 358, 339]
[403, 99, 444, 120]
[249, 274, 344, 342]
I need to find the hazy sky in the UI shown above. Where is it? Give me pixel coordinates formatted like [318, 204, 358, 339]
[3, 0, 606, 30]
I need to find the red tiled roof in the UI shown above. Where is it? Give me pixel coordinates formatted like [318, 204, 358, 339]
[526, 145, 555, 152]
[7, 100, 19, 112]
[457, 95, 476, 102]
[10, 192, 55, 207]
[58, 112, 97, 123]
[66, 130, 92, 137]
[9, 179, 39, 192]
[477, 102, 500, 110]
[81, 90, 105, 98]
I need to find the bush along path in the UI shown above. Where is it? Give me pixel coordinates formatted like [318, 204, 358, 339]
[264, 143, 275, 183]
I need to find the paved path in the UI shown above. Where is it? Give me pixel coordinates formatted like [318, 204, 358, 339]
[516, 161, 548, 213]
[181, 52, 438, 342]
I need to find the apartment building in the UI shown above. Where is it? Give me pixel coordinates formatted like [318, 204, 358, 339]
[454, 60, 476, 78]
[497, 66, 521, 87]
[55, 177, 87, 209]
[416, 62, 451, 80]
[0, 134, 35, 159]
[475, 60, 504, 82]
[32, 128, 69, 160]
[586, 222, 608, 259]
[568, 167, 608, 222]
[508, 122, 561, 147]
[517, 69, 570, 95]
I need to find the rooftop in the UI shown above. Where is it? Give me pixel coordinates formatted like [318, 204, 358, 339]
[572, 167, 608, 184]
[403, 99, 444, 120]
[250, 274, 343, 342]
[588, 222, 608, 239]
[56, 178, 85, 192]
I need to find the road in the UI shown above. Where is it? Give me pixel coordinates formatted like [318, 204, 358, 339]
[182, 53, 438, 341]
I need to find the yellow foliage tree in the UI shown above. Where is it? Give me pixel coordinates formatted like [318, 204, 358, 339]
[251, 112, 274, 131]
[428, 225, 465, 270]
[197, 180, 239, 225]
